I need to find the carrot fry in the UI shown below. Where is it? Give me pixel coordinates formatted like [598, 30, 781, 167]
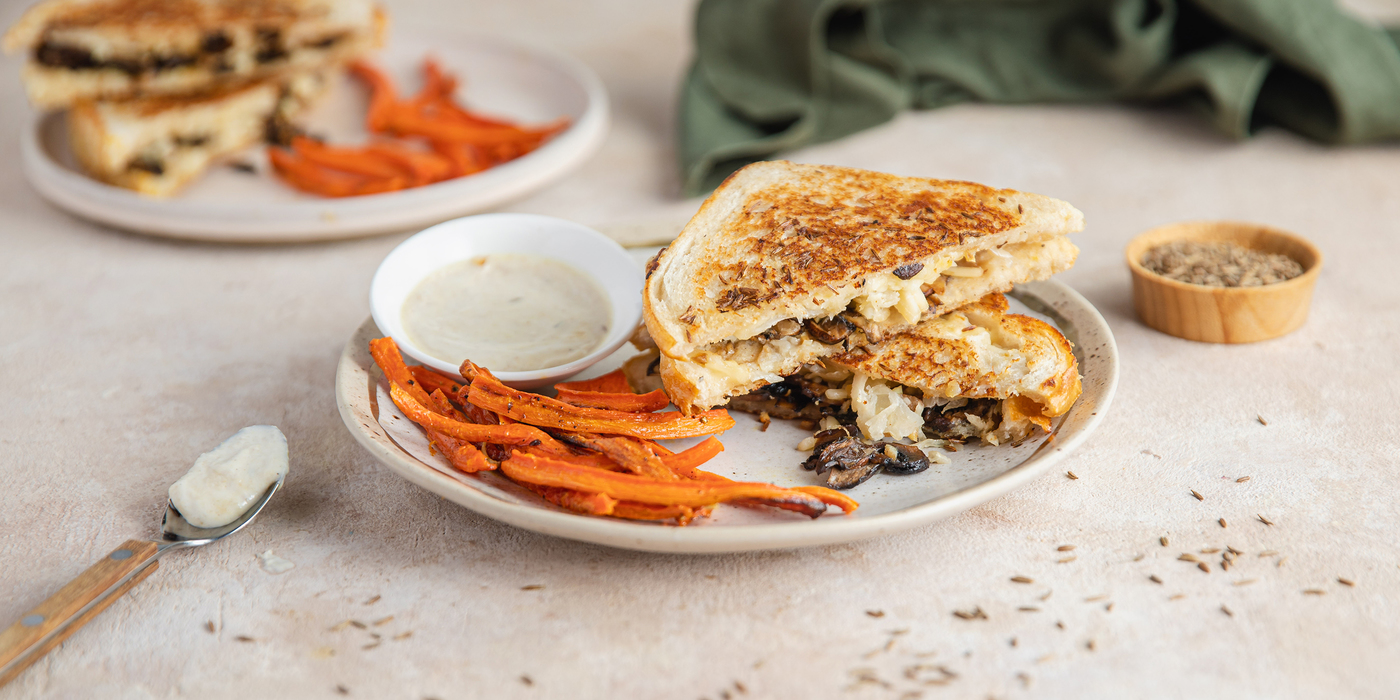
[469, 369, 728, 426]
[408, 365, 465, 397]
[469, 386, 734, 439]
[291, 137, 407, 179]
[500, 452, 827, 517]
[554, 369, 633, 394]
[446, 441, 496, 473]
[657, 437, 725, 478]
[270, 148, 406, 197]
[431, 140, 488, 177]
[370, 337, 435, 408]
[519, 445, 620, 471]
[610, 501, 694, 523]
[553, 433, 676, 481]
[391, 383, 552, 445]
[349, 61, 399, 132]
[383, 105, 557, 145]
[555, 388, 670, 413]
[791, 486, 860, 514]
[363, 142, 454, 185]
[523, 483, 617, 516]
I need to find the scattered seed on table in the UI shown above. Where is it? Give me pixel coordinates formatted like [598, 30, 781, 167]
[1009, 637, 1018, 648]
[335, 686, 349, 696]
[1201, 548, 1221, 554]
[1058, 556, 1077, 564]
[1258, 415, 1269, 426]
[1149, 575, 1163, 584]
[1221, 560, 1232, 571]
[235, 635, 254, 643]
[1019, 606, 1041, 612]
[1257, 514, 1274, 526]
[349, 621, 367, 630]
[1304, 589, 1326, 596]
[204, 621, 215, 633]
[1169, 594, 1186, 601]
[1259, 550, 1279, 558]
[866, 610, 885, 618]
[1234, 579, 1257, 586]
[521, 675, 534, 686]
[1160, 536, 1169, 547]
[1338, 578, 1355, 587]
[1227, 546, 1243, 556]
[1058, 545, 1076, 551]
[1236, 476, 1251, 483]
[521, 584, 544, 591]
[372, 616, 394, 627]
[1132, 553, 1145, 562]
[1198, 562, 1211, 573]
[1086, 640, 1097, 651]
[1278, 557, 1289, 568]
[1084, 594, 1108, 602]
[363, 595, 380, 606]
[1105, 603, 1115, 612]
[1067, 471, 1078, 480]
[1011, 576, 1034, 584]
[1191, 490, 1204, 501]
[393, 631, 413, 641]
[1219, 518, 1228, 528]
[1179, 553, 1200, 563]
[1039, 590, 1054, 602]
[953, 607, 987, 620]
[1221, 605, 1234, 617]
[1055, 620, 1065, 630]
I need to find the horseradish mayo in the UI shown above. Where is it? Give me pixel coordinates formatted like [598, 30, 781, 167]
[400, 254, 611, 371]
[168, 425, 288, 528]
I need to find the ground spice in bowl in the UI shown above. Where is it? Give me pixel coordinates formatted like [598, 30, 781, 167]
[1140, 241, 1303, 287]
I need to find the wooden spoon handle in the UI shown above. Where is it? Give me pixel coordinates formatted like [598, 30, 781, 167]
[0, 540, 160, 687]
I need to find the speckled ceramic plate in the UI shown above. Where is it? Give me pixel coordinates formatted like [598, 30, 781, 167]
[335, 279, 1118, 553]
[20, 31, 608, 243]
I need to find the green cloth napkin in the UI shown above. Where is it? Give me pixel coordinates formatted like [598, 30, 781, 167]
[680, 0, 1400, 195]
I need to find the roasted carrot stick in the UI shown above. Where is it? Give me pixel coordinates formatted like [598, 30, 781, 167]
[363, 142, 454, 185]
[469, 369, 722, 426]
[391, 383, 552, 445]
[791, 486, 860, 514]
[270, 148, 406, 197]
[554, 388, 670, 413]
[656, 437, 725, 479]
[553, 433, 676, 481]
[408, 365, 465, 397]
[554, 369, 633, 394]
[523, 483, 617, 516]
[370, 337, 436, 408]
[431, 140, 487, 177]
[349, 61, 399, 132]
[291, 137, 406, 179]
[469, 386, 733, 439]
[610, 501, 695, 523]
[500, 453, 828, 517]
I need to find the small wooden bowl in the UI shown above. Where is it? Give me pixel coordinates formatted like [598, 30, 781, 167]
[1125, 221, 1322, 343]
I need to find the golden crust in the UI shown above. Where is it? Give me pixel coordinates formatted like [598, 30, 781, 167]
[830, 294, 1082, 420]
[644, 161, 1083, 360]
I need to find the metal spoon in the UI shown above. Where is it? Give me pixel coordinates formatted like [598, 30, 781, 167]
[0, 474, 285, 687]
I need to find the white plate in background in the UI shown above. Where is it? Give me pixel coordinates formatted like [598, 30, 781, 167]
[335, 278, 1118, 554]
[20, 31, 609, 243]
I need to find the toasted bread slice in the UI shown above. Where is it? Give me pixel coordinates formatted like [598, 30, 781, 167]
[645, 161, 1082, 414]
[5, 0, 383, 108]
[68, 70, 326, 196]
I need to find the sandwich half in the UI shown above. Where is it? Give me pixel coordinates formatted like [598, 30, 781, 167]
[643, 160, 1083, 414]
[68, 70, 327, 196]
[727, 294, 1082, 488]
[4, 0, 383, 109]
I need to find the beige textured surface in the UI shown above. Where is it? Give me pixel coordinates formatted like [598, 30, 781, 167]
[2, 1, 1399, 698]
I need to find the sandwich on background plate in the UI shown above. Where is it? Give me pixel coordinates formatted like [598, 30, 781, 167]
[4, 0, 384, 109]
[643, 160, 1083, 416]
[726, 293, 1082, 489]
[68, 69, 327, 196]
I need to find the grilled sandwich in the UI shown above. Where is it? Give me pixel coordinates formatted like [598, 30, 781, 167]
[643, 161, 1083, 414]
[728, 294, 1082, 489]
[4, 0, 383, 109]
[68, 69, 326, 196]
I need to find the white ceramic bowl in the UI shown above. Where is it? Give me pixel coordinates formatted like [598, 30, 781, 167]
[369, 214, 643, 388]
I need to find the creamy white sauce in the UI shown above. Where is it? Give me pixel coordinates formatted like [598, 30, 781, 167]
[168, 425, 289, 529]
[401, 254, 612, 372]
